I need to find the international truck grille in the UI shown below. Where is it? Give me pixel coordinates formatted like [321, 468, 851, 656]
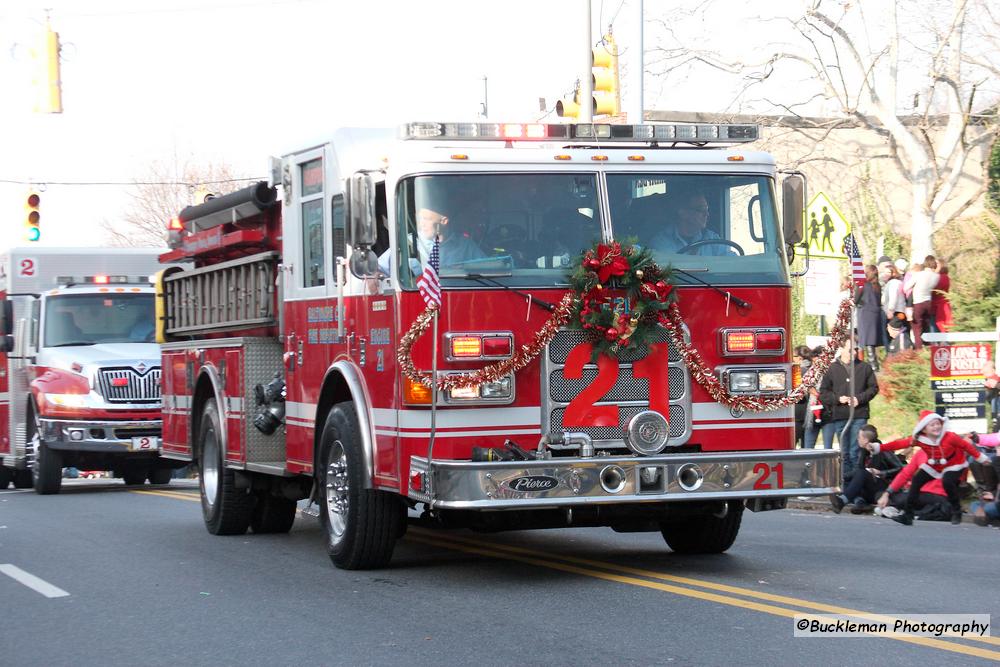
[97, 367, 161, 403]
[543, 329, 691, 448]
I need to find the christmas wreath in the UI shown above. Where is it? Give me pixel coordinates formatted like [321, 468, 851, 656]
[567, 239, 677, 358]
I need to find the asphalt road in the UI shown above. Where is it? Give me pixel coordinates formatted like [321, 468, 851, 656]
[1, 479, 997, 666]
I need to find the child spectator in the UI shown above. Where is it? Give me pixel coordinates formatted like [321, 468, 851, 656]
[829, 424, 903, 513]
[876, 449, 954, 521]
[864, 411, 990, 525]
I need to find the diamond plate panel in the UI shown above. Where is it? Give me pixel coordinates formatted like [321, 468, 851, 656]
[242, 338, 286, 464]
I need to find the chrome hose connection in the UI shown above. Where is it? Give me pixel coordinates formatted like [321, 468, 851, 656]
[536, 431, 594, 458]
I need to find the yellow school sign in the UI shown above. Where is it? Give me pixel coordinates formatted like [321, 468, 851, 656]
[803, 192, 850, 259]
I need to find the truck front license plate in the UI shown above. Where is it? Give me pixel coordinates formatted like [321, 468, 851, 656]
[130, 436, 160, 451]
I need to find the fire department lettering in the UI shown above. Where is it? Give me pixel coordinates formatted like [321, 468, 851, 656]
[506, 476, 559, 492]
[307, 306, 335, 323]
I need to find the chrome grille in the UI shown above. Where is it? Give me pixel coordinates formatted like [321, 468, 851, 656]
[542, 329, 691, 447]
[547, 328, 679, 364]
[549, 365, 685, 403]
[549, 404, 687, 443]
[97, 367, 161, 403]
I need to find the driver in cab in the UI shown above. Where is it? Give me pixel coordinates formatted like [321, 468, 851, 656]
[412, 205, 484, 269]
[652, 191, 736, 256]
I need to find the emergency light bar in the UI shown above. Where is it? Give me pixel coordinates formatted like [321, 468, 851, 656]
[55, 275, 150, 286]
[401, 122, 758, 144]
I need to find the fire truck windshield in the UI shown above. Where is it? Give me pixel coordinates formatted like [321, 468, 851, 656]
[43, 293, 156, 348]
[606, 173, 786, 284]
[395, 172, 786, 289]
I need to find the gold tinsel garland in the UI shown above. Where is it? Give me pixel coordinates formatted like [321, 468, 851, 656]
[397, 293, 576, 391]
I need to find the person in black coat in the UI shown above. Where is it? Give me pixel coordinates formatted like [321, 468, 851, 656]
[856, 265, 883, 371]
[829, 424, 903, 513]
[818, 340, 880, 481]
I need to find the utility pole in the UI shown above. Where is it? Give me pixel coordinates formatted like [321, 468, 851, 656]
[581, 0, 593, 122]
[630, 0, 643, 124]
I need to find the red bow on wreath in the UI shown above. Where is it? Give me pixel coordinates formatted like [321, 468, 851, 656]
[584, 242, 629, 283]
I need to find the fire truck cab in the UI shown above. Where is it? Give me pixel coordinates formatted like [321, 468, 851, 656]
[158, 122, 839, 569]
[0, 248, 183, 494]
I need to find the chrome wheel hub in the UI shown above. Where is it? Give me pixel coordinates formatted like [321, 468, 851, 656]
[325, 441, 349, 538]
[202, 427, 219, 508]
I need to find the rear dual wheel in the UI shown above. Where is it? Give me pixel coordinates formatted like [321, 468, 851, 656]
[199, 399, 254, 535]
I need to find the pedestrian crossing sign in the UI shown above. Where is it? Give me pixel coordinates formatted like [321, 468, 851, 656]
[803, 192, 851, 260]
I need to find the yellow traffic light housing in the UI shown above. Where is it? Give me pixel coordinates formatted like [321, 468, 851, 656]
[591, 35, 620, 116]
[25, 191, 41, 242]
[556, 33, 620, 119]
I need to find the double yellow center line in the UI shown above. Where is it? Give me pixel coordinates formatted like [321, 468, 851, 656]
[137, 489, 999, 660]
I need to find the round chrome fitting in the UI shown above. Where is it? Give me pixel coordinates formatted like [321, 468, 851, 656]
[676, 463, 704, 491]
[600, 465, 627, 494]
[624, 410, 670, 456]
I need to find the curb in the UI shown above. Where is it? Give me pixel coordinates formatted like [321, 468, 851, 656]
[785, 498, 988, 524]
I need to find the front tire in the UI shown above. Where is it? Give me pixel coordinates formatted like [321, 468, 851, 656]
[0, 466, 12, 490]
[319, 402, 405, 569]
[199, 398, 253, 535]
[660, 501, 744, 554]
[29, 413, 62, 495]
[147, 468, 172, 485]
[122, 470, 146, 486]
[13, 469, 33, 489]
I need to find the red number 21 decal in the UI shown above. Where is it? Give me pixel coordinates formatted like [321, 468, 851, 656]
[563, 342, 672, 428]
[752, 462, 784, 490]
[563, 343, 619, 427]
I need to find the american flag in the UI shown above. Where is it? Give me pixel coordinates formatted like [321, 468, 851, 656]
[842, 233, 865, 287]
[417, 236, 442, 307]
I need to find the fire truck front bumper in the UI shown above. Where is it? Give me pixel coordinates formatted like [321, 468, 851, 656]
[39, 418, 163, 454]
[409, 449, 840, 510]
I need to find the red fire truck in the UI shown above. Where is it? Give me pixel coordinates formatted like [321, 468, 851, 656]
[157, 121, 838, 569]
[0, 248, 182, 494]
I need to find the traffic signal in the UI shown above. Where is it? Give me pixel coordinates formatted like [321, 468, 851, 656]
[556, 34, 620, 119]
[25, 190, 41, 242]
[592, 35, 620, 116]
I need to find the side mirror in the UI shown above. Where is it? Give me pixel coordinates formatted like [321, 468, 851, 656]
[0, 299, 12, 337]
[1, 335, 12, 354]
[347, 172, 377, 249]
[781, 174, 805, 245]
[348, 249, 379, 278]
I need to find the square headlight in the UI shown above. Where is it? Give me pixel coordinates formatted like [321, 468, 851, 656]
[480, 376, 512, 399]
[758, 371, 787, 392]
[728, 371, 758, 393]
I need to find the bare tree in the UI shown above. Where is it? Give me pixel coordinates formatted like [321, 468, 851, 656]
[647, 0, 1000, 261]
[103, 161, 256, 247]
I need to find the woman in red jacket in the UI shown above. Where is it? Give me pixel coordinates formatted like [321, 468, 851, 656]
[864, 411, 989, 525]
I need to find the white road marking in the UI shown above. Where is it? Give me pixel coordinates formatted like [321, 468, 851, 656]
[0, 564, 70, 598]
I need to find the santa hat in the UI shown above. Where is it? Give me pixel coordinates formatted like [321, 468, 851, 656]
[913, 410, 946, 438]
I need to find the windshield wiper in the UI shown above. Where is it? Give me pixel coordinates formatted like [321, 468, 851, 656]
[48, 341, 97, 347]
[672, 268, 751, 310]
[463, 274, 556, 312]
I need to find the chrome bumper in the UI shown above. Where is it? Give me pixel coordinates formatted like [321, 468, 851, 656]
[39, 418, 162, 453]
[410, 449, 840, 510]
